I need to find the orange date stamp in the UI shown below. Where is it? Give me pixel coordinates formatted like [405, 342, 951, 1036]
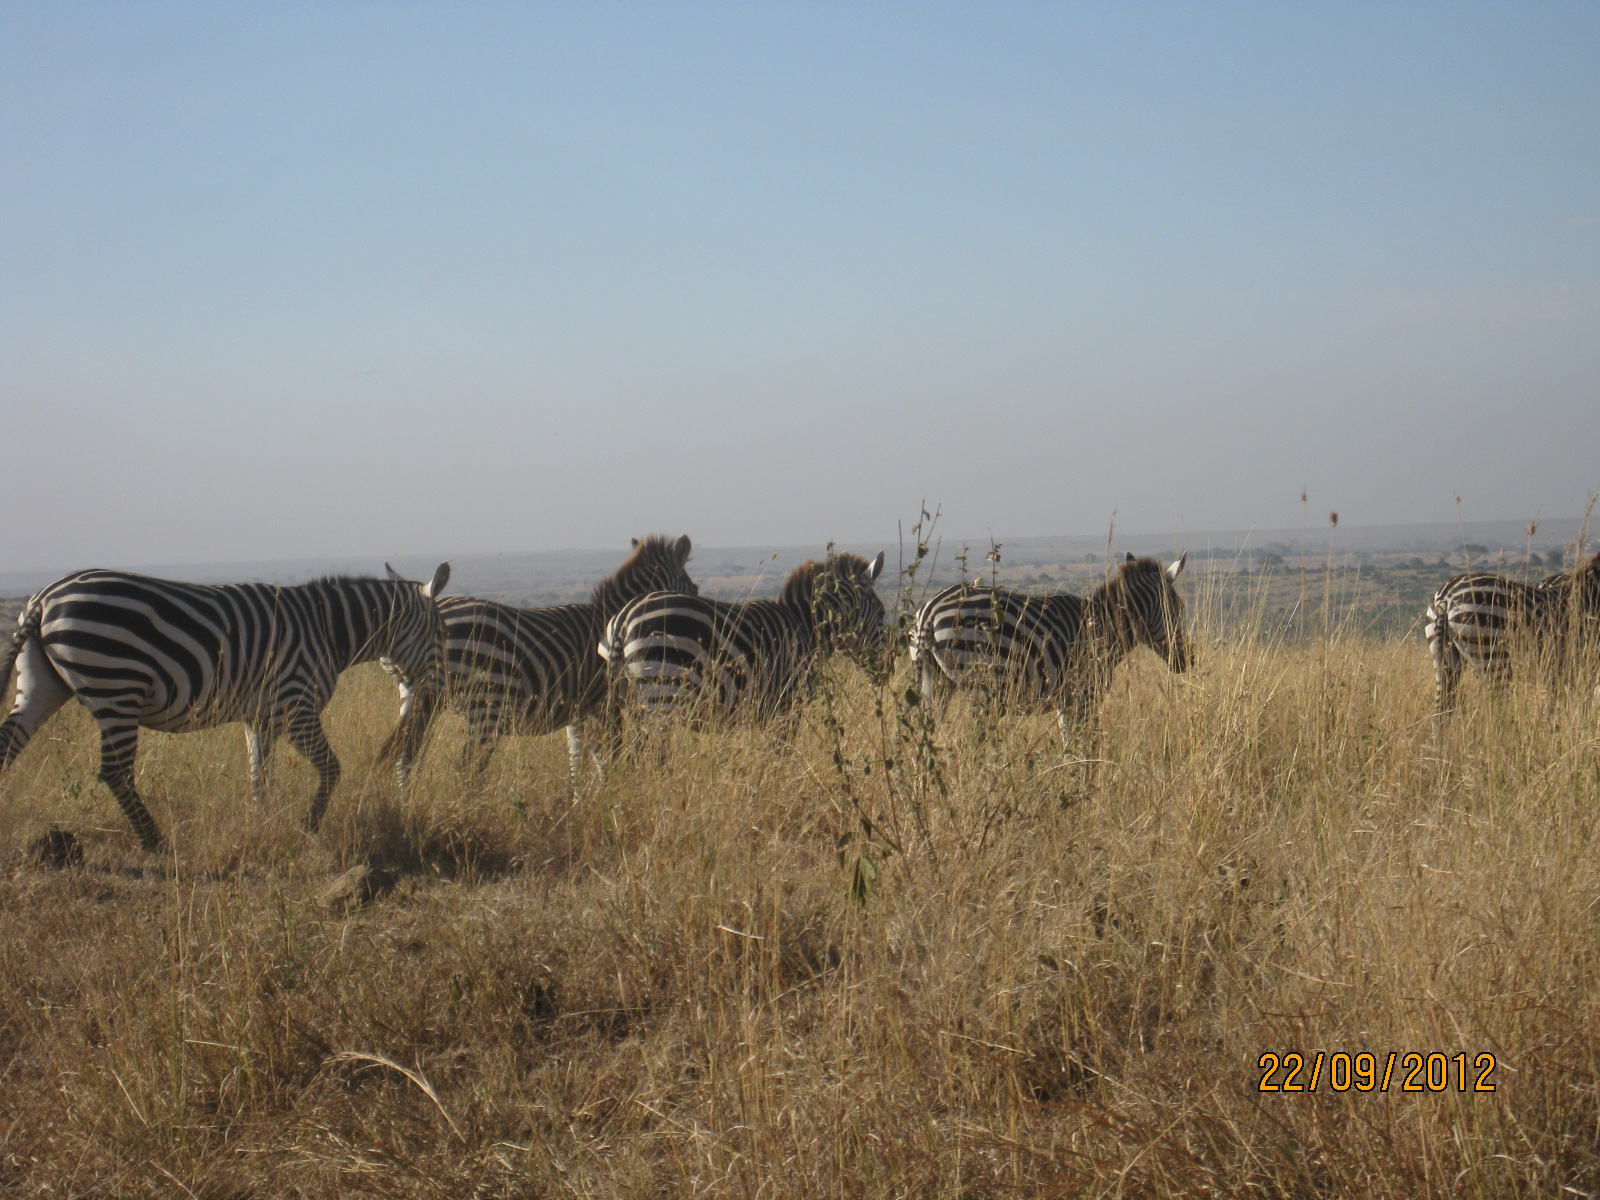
[1257, 1051, 1497, 1093]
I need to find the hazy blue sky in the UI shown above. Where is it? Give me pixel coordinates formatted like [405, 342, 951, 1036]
[3, 2, 1597, 572]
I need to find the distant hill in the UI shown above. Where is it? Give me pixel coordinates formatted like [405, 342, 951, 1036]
[1, 516, 1591, 608]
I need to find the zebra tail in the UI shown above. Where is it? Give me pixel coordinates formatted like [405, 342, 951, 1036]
[1424, 595, 1451, 653]
[0, 598, 43, 699]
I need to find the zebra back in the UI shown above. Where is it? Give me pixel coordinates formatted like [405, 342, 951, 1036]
[911, 585, 1088, 702]
[19, 567, 449, 727]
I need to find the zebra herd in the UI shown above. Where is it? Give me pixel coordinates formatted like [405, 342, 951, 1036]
[1, 538, 1598, 852]
[395, 534, 699, 792]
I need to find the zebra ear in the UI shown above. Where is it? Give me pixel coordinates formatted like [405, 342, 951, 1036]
[424, 562, 450, 599]
[1167, 552, 1188, 581]
[1125, 552, 1136, 564]
[674, 534, 692, 565]
[867, 550, 885, 582]
[385, 562, 404, 581]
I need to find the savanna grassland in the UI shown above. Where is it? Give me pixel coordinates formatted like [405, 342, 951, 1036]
[2, 572, 1599, 1198]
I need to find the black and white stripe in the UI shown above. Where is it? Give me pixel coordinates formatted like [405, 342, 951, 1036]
[600, 550, 886, 728]
[910, 553, 1189, 742]
[402, 535, 696, 784]
[1424, 550, 1600, 713]
[0, 564, 450, 850]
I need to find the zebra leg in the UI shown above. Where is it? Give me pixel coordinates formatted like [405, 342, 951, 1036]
[581, 719, 613, 784]
[457, 696, 498, 778]
[1482, 661, 1513, 704]
[458, 730, 496, 778]
[0, 638, 74, 774]
[285, 712, 341, 833]
[773, 700, 804, 747]
[565, 724, 583, 796]
[1429, 628, 1462, 715]
[1057, 695, 1098, 752]
[245, 725, 276, 805]
[917, 662, 952, 725]
[93, 716, 163, 852]
[597, 689, 625, 768]
[387, 679, 432, 789]
[1069, 672, 1104, 732]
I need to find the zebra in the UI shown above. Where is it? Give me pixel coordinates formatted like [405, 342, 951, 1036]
[599, 550, 887, 732]
[0, 564, 450, 851]
[391, 534, 697, 788]
[1424, 550, 1600, 714]
[909, 552, 1189, 746]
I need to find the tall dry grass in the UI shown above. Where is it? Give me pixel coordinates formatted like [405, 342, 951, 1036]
[2, 578, 1598, 1197]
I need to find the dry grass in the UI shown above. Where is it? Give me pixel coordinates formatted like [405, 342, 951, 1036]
[3, 591, 1599, 1197]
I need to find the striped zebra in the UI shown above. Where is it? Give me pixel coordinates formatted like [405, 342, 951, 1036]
[394, 535, 697, 786]
[599, 550, 887, 731]
[910, 553, 1189, 745]
[1424, 550, 1600, 714]
[0, 564, 450, 851]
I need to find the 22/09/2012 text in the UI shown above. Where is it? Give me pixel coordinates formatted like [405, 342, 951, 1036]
[1257, 1052, 1497, 1093]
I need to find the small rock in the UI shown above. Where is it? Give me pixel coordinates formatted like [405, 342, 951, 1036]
[26, 827, 83, 869]
[319, 863, 396, 911]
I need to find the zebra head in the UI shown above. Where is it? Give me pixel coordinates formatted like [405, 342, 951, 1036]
[377, 562, 451, 780]
[1565, 550, 1600, 646]
[1579, 549, 1600, 611]
[1538, 550, 1600, 625]
[786, 550, 888, 672]
[376, 561, 452, 695]
[592, 534, 698, 612]
[1089, 553, 1190, 673]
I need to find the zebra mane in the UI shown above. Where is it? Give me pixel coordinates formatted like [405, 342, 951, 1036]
[779, 554, 875, 606]
[591, 534, 693, 608]
[305, 574, 390, 588]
